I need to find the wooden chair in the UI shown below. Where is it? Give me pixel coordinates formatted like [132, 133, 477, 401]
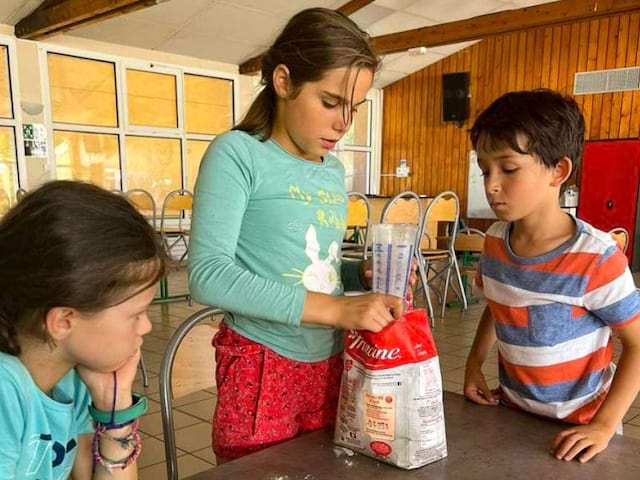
[160, 189, 193, 263]
[608, 227, 629, 254]
[124, 188, 157, 230]
[342, 192, 371, 260]
[418, 191, 467, 319]
[380, 191, 434, 320]
[159, 307, 223, 480]
[454, 228, 485, 304]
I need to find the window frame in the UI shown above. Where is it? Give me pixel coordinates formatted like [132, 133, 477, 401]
[38, 45, 239, 193]
[333, 88, 382, 195]
[0, 35, 25, 191]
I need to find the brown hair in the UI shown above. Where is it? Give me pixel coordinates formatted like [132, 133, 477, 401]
[234, 7, 380, 140]
[470, 89, 585, 193]
[0, 181, 168, 355]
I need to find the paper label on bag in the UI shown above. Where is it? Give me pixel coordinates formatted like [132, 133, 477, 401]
[364, 392, 395, 440]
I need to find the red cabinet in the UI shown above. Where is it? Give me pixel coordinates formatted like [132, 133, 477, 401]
[577, 140, 640, 266]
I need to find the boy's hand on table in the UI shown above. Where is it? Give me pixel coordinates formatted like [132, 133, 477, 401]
[463, 364, 501, 406]
[551, 422, 615, 463]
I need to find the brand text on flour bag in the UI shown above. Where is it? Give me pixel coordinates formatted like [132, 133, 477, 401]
[334, 308, 447, 469]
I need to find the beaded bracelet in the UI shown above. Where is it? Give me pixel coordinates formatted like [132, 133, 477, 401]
[97, 418, 141, 450]
[92, 419, 142, 472]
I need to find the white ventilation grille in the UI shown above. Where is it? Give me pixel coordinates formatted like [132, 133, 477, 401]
[574, 67, 640, 95]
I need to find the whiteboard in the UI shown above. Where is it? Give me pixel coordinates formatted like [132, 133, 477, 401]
[466, 150, 497, 219]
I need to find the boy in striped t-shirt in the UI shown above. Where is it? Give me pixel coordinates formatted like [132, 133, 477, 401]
[463, 90, 640, 463]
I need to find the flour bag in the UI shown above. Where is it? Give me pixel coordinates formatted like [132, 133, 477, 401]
[334, 308, 447, 469]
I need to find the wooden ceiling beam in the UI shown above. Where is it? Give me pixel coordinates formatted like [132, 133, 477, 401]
[15, 0, 161, 40]
[337, 0, 375, 16]
[239, 0, 375, 75]
[372, 0, 640, 55]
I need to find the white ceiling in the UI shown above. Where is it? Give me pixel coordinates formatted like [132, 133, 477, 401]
[1, 0, 557, 87]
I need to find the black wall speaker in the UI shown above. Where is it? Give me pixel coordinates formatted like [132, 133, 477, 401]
[442, 72, 470, 123]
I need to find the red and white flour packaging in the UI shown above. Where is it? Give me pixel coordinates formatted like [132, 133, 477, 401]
[334, 308, 447, 469]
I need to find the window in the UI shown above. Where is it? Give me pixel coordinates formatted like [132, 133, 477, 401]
[185, 74, 233, 135]
[127, 69, 177, 129]
[0, 42, 20, 217]
[125, 135, 181, 202]
[44, 49, 236, 207]
[47, 53, 117, 127]
[0, 46, 13, 120]
[334, 98, 376, 194]
[54, 131, 120, 189]
[186, 139, 210, 192]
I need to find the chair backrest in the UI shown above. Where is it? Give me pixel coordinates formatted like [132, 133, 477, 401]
[345, 192, 371, 258]
[346, 192, 370, 228]
[159, 306, 222, 480]
[608, 227, 629, 254]
[420, 191, 460, 251]
[454, 227, 485, 253]
[381, 190, 423, 225]
[160, 189, 193, 233]
[124, 188, 157, 229]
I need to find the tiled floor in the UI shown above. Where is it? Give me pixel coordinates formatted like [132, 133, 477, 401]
[137, 268, 640, 479]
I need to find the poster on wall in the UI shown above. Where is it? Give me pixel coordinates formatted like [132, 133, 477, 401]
[466, 150, 496, 219]
[23, 124, 48, 158]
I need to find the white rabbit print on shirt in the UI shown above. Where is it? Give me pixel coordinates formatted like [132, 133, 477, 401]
[282, 224, 341, 295]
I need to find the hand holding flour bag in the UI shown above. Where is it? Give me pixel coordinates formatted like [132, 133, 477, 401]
[334, 224, 447, 469]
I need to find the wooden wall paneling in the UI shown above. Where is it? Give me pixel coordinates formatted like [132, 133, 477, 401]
[600, 15, 621, 139]
[391, 79, 402, 193]
[500, 33, 511, 95]
[516, 31, 527, 90]
[619, 13, 638, 137]
[582, 19, 600, 138]
[400, 76, 411, 192]
[523, 29, 536, 91]
[413, 69, 424, 194]
[508, 32, 518, 93]
[423, 68, 434, 194]
[435, 59, 446, 195]
[629, 12, 640, 138]
[610, 14, 630, 139]
[591, 17, 610, 138]
[408, 75, 418, 190]
[382, 82, 393, 193]
[493, 35, 504, 104]
[557, 24, 572, 93]
[548, 26, 562, 91]
[540, 27, 553, 88]
[444, 55, 456, 196]
[565, 23, 581, 97]
[380, 84, 388, 193]
[380, 10, 640, 223]
[574, 20, 590, 113]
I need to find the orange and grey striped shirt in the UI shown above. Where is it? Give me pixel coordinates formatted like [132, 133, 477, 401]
[477, 219, 640, 424]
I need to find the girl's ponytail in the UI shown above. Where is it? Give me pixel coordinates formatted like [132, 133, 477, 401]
[0, 294, 20, 355]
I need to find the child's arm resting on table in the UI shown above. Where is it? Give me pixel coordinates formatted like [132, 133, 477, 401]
[553, 247, 640, 462]
[552, 315, 640, 463]
[464, 305, 501, 406]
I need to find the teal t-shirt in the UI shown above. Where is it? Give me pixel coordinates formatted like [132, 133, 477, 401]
[189, 130, 364, 361]
[0, 353, 93, 480]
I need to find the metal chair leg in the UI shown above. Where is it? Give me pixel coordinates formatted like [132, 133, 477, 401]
[453, 255, 468, 310]
[416, 253, 434, 326]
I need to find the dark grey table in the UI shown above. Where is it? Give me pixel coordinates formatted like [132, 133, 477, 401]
[187, 392, 640, 479]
